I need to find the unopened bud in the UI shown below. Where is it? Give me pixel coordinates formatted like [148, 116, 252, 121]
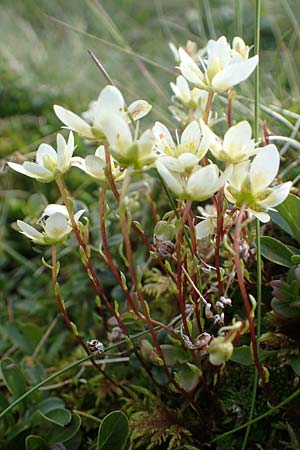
[208, 336, 233, 366]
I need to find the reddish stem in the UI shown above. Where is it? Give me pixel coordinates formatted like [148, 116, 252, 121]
[176, 201, 193, 339]
[233, 205, 275, 404]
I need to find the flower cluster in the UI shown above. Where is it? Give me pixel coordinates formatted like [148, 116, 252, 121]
[7, 35, 292, 379]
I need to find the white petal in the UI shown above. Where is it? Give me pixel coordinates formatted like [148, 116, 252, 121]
[214, 164, 233, 191]
[45, 213, 69, 239]
[223, 121, 254, 158]
[54, 105, 93, 138]
[249, 144, 280, 192]
[138, 129, 155, 158]
[95, 145, 106, 160]
[248, 209, 270, 223]
[179, 48, 205, 88]
[195, 218, 215, 239]
[101, 114, 133, 151]
[56, 133, 68, 171]
[36, 144, 57, 167]
[95, 85, 125, 123]
[17, 220, 44, 241]
[43, 204, 68, 218]
[187, 164, 219, 200]
[85, 155, 106, 179]
[171, 76, 191, 103]
[229, 161, 249, 190]
[127, 100, 152, 121]
[22, 162, 54, 181]
[156, 161, 183, 194]
[181, 120, 201, 149]
[207, 36, 231, 66]
[153, 122, 175, 154]
[258, 182, 292, 208]
[8, 162, 35, 178]
[212, 55, 258, 92]
[158, 156, 182, 172]
[178, 153, 200, 169]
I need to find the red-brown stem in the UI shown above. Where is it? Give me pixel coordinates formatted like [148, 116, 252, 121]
[100, 185, 176, 337]
[56, 176, 108, 325]
[234, 205, 275, 404]
[204, 92, 214, 124]
[145, 189, 159, 223]
[176, 201, 193, 339]
[51, 246, 119, 387]
[215, 188, 225, 296]
[104, 148, 177, 283]
[187, 212, 202, 334]
[227, 92, 232, 128]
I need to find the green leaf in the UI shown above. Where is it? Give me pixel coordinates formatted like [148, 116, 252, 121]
[0, 357, 27, 398]
[231, 346, 253, 365]
[97, 411, 129, 450]
[174, 363, 202, 392]
[46, 413, 81, 444]
[25, 435, 48, 450]
[38, 408, 72, 427]
[289, 356, 300, 376]
[270, 194, 300, 242]
[261, 236, 296, 267]
[38, 397, 65, 414]
[160, 344, 187, 367]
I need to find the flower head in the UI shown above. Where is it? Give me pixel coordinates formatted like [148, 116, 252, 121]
[153, 120, 211, 167]
[179, 36, 258, 93]
[71, 146, 123, 182]
[8, 132, 75, 183]
[101, 114, 156, 169]
[209, 121, 257, 164]
[54, 85, 151, 141]
[17, 204, 85, 245]
[156, 160, 232, 201]
[225, 145, 292, 222]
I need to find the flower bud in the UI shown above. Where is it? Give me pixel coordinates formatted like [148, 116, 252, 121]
[208, 336, 233, 366]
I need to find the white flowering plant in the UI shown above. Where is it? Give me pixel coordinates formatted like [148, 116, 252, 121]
[5, 27, 300, 449]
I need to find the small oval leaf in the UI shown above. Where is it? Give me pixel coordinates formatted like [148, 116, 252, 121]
[97, 411, 129, 450]
[261, 236, 295, 267]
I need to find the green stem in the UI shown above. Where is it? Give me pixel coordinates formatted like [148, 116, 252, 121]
[0, 327, 158, 420]
[242, 1, 262, 448]
[235, 0, 242, 35]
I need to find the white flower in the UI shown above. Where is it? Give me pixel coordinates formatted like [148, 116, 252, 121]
[54, 85, 151, 140]
[42, 204, 85, 222]
[209, 121, 257, 164]
[18, 205, 85, 245]
[8, 132, 75, 183]
[232, 37, 250, 60]
[179, 35, 258, 93]
[169, 76, 214, 124]
[18, 213, 71, 245]
[169, 40, 199, 62]
[153, 120, 211, 165]
[156, 160, 232, 201]
[170, 75, 209, 108]
[101, 114, 156, 169]
[71, 146, 123, 182]
[225, 145, 292, 222]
